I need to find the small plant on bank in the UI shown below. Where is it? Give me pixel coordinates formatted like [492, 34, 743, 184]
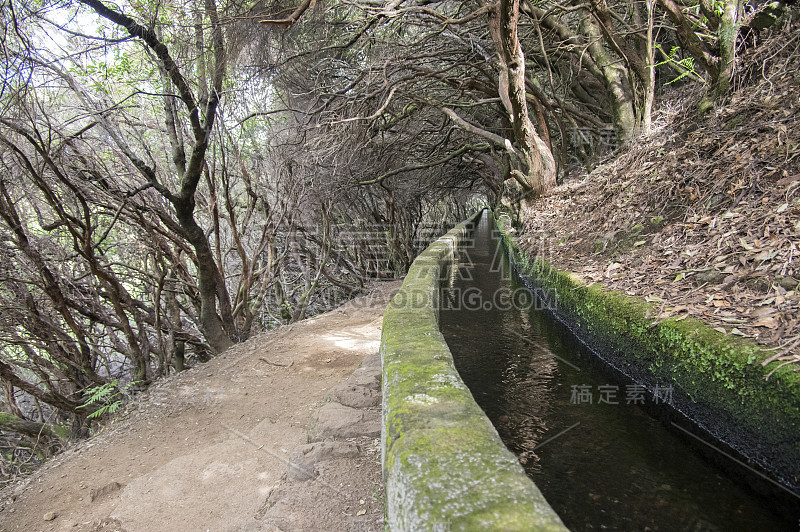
[78, 380, 139, 419]
[654, 45, 706, 85]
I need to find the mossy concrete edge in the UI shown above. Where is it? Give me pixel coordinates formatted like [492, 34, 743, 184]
[494, 212, 800, 490]
[380, 212, 567, 531]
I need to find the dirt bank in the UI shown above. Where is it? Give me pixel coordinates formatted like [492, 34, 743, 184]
[519, 24, 800, 364]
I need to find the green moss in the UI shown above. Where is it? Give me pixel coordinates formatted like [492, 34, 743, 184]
[0, 412, 70, 440]
[724, 113, 746, 130]
[52, 424, 71, 439]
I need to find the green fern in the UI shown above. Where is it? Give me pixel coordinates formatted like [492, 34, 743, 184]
[83, 382, 115, 404]
[654, 45, 705, 86]
[78, 380, 139, 419]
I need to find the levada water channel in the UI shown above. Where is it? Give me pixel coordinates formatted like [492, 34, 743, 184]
[438, 211, 798, 530]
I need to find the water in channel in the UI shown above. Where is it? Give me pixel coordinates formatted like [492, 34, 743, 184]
[438, 211, 796, 531]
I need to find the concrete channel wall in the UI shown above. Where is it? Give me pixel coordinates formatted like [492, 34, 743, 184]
[379, 212, 567, 531]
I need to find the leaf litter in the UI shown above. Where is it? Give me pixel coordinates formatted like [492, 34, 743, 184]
[520, 21, 800, 374]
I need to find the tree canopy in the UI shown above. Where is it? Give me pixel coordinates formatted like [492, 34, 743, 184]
[0, 0, 790, 463]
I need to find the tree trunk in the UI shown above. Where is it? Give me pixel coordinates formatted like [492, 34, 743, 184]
[640, 0, 657, 134]
[580, 10, 637, 141]
[0, 359, 85, 415]
[0, 413, 67, 454]
[2, 381, 25, 419]
[165, 275, 186, 373]
[175, 198, 234, 353]
[700, 0, 741, 112]
[486, 0, 557, 202]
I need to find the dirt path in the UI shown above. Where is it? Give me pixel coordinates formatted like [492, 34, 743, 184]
[0, 281, 400, 532]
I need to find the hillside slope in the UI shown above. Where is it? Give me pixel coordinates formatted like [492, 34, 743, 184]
[520, 22, 800, 372]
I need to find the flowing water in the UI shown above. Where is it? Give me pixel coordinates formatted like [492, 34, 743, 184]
[439, 212, 797, 531]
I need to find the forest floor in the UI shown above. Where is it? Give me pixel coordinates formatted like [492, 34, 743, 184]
[0, 281, 401, 532]
[519, 22, 800, 372]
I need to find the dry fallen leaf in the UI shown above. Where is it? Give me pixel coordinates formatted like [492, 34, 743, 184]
[753, 317, 779, 329]
[777, 174, 800, 186]
[750, 307, 776, 318]
[754, 250, 777, 262]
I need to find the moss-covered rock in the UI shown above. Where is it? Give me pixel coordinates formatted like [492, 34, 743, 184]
[381, 212, 567, 531]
